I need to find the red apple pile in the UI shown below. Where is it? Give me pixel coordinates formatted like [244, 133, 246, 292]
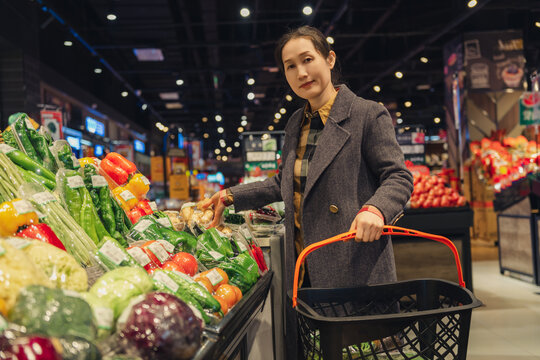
[410, 174, 466, 209]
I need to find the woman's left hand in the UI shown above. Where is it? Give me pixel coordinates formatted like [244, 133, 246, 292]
[348, 206, 384, 242]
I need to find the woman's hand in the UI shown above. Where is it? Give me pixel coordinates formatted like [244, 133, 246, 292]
[348, 206, 384, 242]
[200, 190, 227, 228]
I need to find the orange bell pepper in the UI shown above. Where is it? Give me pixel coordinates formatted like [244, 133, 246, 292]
[0, 199, 39, 236]
[125, 174, 150, 200]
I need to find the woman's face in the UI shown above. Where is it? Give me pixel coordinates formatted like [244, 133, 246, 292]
[281, 37, 336, 102]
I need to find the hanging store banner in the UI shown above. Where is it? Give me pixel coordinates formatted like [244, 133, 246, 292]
[519, 92, 540, 125]
[169, 174, 189, 200]
[464, 30, 525, 91]
[40, 110, 63, 140]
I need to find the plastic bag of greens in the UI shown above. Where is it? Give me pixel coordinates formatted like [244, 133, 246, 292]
[96, 236, 142, 272]
[50, 140, 80, 170]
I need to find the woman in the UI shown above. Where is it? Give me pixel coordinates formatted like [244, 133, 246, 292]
[203, 26, 413, 358]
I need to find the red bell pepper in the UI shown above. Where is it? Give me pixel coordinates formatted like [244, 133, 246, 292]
[105, 152, 137, 176]
[100, 158, 129, 185]
[135, 199, 153, 215]
[16, 223, 66, 251]
[128, 207, 146, 224]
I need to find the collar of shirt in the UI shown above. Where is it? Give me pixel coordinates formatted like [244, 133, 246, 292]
[303, 87, 339, 126]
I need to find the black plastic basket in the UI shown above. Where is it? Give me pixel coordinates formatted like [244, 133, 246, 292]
[289, 226, 483, 360]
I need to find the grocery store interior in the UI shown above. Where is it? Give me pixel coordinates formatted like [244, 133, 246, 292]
[1, 0, 540, 359]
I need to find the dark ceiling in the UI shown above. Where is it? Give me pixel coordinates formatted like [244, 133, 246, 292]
[10, 0, 540, 154]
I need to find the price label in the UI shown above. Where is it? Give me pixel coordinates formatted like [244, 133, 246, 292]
[157, 240, 174, 253]
[94, 307, 114, 330]
[149, 201, 158, 211]
[63, 289, 83, 299]
[120, 190, 136, 202]
[91, 175, 108, 188]
[32, 191, 56, 205]
[0, 144, 15, 154]
[148, 243, 169, 263]
[0, 245, 5, 256]
[36, 211, 46, 219]
[241, 227, 253, 240]
[127, 247, 151, 266]
[173, 271, 196, 284]
[141, 176, 150, 185]
[12, 200, 35, 215]
[209, 251, 224, 261]
[206, 269, 224, 286]
[25, 118, 34, 130]
[134, 219, 152, 233]
[157, 217, 171, 228]
[72, 155, 80, 169]
[216, 229, 227, 238]
[67, 176, 84, 189]
[181, 202, 196, 210]
[238, 242, 248, 252]
[153, 271, 179, 293]
[5, 238, 32, 250]
[99, 240, 128, 265]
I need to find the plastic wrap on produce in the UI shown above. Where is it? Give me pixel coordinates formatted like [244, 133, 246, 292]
[0, 239, 53, 312]
[96, 236, 142, 272]
[4, 237, 88, 292]
[116, 292, 202, 360]
[8, 285, 96, 341]
[163, 210, 185, 231]
[18, 183, 102, 269]
[0, 151, 26, 201]
[50, 139, 80, 170]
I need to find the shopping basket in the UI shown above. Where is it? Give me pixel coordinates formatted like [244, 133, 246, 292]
[289, 225, 482, 360]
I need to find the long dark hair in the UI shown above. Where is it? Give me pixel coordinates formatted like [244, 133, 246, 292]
[274, 25, 341, 84]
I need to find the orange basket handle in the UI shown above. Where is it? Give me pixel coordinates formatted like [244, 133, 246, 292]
[292, 225, 465, 308]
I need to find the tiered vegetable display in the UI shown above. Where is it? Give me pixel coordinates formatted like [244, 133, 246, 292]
[409, 173, 466, 209]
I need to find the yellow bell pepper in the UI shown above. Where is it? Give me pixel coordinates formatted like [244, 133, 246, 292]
[125, 174, 150, 200]
[112, 186, 138, 211]
[0, 199, 39, 236]
[79, 157, 96, 168]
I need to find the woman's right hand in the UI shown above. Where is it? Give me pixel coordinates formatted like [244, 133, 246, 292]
[200, 190, 227, 228]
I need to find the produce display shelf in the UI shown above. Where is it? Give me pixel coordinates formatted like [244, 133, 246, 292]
[493, 177, 531, 212]
[193, 270, 274, 360]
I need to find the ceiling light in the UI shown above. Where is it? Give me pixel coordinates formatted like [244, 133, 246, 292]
[106, 14, 117, 21]
[159, 92, 179, 100]
[535, 21, 540, 28]
[286, 94, 293, 101]
[241, 120, 247, 126]
[247, 78, 255, 85]
[326, 36, 334, 44]
[165, 102, 183, 109]
[420, 57, 429, 63]
[178, 127, 183, 133]
[226, 147, 232, 153]
[203, 133, 209, 139]
[247, 92, 255, 100]
[378, 102, 384, 106]
[220, 143, 226, 148]
[396, 111, 402, 117]
[217, 127, 224, 134]
[404, 101, 412, 108]
[241, 115, 247, 120]
[238, 127, 244, 133]
[395, 71, 403, 79]
[94, 68, 102, 74]
[133, 48, 164, 61]
[240, 8, 250, 17]
[217, 155, 222, 160]
[176, 79, 184, 86]
[467, 0, 477, 8]
[64, 40, 73, 47]
[397, 118, 403, 124]
[202, 117, 208, 123]
[373, 85, 381, 92]
[222, 155, 228, 161]
[215, 115, 222, 122]
[162, 127, 169, 132]
[303, 6, 313, 15]
[279, 108, 286, 114]
[416, 84, 431, 90]
[219, 139, 226, 144]
[156, 122, 162, 128]
[274, 118, 280, 124]
[215, 149, 220, 154]
[141, 104, 148, 110]
[434, 117, 441, 124]
[274, 113, 281, 119]
[121, 91, 128, 97]
[268, 125, 274, 131]
[234, 141, 240, 147]
[261, 134, 270, 140]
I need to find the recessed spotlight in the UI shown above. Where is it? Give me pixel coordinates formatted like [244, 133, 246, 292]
[279, 108, 286, 114]
[215, 149, 221, 155]
[141, 104, 148, 110]
[373, 85, 381, 92]
[222, 155, 228, 161]
[217, 127, 224, 133]
[203, 133, 209, 139]
[162, 126, 169, 132]
[535, 21, 540, 28]
[274, 113, 281, 119]
[234, 141, 240, 147]
[396, 111, 402, 117]
[176, 79, 184, 86]
[202, 117, 208, 123]
[395, 71, 403, 79]
[106, 14, 117, 21]
[303, 6, 313, 16]
[420, 57, 429, 63]
[247, 78, 255, 85]
[268, 125, 274, 131]
[274, 118, 280, 124]
[240, 8, 250, 17]
[404, 101, 412, 108]
[215, 115, 222, 122]
[326, 36, 334, 44]
[434, 117, 441, 124]
[397, 118, 403, 124]
[64, 40, 73, 47]
[247, 92, 255, 100]
[467, 0, 477, 8]
[241, 120, 247, 126]
[178, 127, 183, 133]
[238, 127, 244, 133]
[220, 142, 226, 148]
[286, 94, 293, 101]
[226, 147, 232, 153]
[241, 115, 247, 121]
[217, 155, 222, 160]
[94, 68, 102, 74]
[121, 91, 128, 97]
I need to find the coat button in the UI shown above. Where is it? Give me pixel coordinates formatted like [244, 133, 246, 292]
[329, 205, 339, 213]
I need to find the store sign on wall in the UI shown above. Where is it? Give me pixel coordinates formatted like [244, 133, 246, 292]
[519, 92, 540, 125]
[396, 126, 425, 164]
[40, 110, 63, 140]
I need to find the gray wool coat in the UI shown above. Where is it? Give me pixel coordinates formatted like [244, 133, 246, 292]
[230, 84, 413, 358]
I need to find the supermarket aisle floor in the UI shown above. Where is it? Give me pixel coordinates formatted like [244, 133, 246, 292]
[468, 252, 540, 359]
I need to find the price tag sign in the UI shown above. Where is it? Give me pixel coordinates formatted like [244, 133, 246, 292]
[67, 176, 85, 189]
[5, 238, 32, 250]
[148, 243, 169, 263]
[153, 272, 179, 293]
[72, 155, 81, 169]
[157, 217, 172, 228]
[206, 269, 224, 286]
[127, 247, 151, 266]
[99, 240, 128, 265]
[157, 240, 174, 253]
[120, 190, 136, 202]
[12, 200, 35, 215]
[141, 176, 150, 185]
[32, 191, 56, 205]
[25, 118, 34, 130]
[209, 250, 224, 261]
[91, 175, 108, 188]
[149, 202, 158, 211]
[0, 144, 16, 154]
[238, 241, 248, 252]
[94, 307, 114, 330]
[134, 219, 152, 232]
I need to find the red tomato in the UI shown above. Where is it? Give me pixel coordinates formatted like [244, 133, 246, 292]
[440, 195, 450, 207]
[422, 199, 433, 208]
[411, 200, 420, 209]
[445, 187, 453, 195]
[172, 252, 198, 277]
[432, 197, 441, 208]
[456, 196, 466, 207]
[162, 260, 186, 273]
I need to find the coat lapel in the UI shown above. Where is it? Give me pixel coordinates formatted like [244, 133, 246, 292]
[281, 108, 303, 204]
[303, 85, 356, 201]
